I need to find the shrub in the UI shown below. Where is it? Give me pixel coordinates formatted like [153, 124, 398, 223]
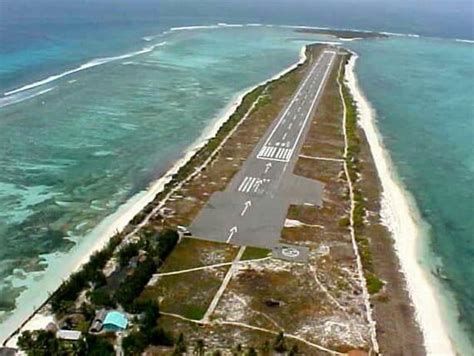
[150, 327, 174, 346]
[85, 334, 115, 356]
[366, 273, 384, 294]
[89, 288, 116, 308]
[137, 299, 160, 330]
[123, 331, 148, 356]
[17, 330, 60, 355]
[114, 258, 157, 311]
[273, 332, 287, 353]
[118, 242, 141, 267]
[155, 229, 179, 262]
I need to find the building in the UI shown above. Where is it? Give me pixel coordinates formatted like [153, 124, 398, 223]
[89, 309, 107, 333]
[57, 329, 82, 341]
[102, 311, 128, 332]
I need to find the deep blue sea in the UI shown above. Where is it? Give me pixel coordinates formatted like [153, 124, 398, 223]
[0, 0, 473, 351]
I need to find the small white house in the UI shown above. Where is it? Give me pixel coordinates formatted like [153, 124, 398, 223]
[57, 329, 82, 341]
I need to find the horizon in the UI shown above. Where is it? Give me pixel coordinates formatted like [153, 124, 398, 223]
[1, 0, 473, 40]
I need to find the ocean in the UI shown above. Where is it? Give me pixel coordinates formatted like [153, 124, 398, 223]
[0, 0, 473, 352]
[346, 37, 474, 352]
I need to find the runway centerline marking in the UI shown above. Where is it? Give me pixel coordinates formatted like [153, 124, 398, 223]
[288, 52, 335, 155]
[256, 51, 335, 163]
[256, 53, 328, 156]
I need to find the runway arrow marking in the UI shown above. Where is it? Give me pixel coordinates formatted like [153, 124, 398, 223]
[241, 200, 252, 216]
[253, 179, 262, 192]
[226, 226, 238, 243]
[264, 162, 272, 174]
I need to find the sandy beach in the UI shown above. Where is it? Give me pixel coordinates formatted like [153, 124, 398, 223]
[345, 52, 455, 355]
[0, 44, 308, 346]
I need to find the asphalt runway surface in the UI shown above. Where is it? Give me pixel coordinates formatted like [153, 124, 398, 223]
[190, 49, 337, 248]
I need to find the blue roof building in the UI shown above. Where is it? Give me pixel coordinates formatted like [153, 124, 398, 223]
[102, 311, 128, 332]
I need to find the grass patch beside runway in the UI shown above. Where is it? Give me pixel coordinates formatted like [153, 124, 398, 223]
[159, 238, 238, 273]
[241, 246, 271, 260]
[140, 266, 228, 320]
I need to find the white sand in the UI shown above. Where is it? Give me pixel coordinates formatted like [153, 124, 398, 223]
[0, 45, 308, 346]
[5, 313, 55, 349]
[345, 52, 456, 355]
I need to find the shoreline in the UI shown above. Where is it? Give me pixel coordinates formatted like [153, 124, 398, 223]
[0, 45, 308, 346]
[345, 52, 455, 354]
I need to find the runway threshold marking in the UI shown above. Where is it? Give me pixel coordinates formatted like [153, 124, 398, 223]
[237, 176, 269, 193]
[257, 145, 293, 161]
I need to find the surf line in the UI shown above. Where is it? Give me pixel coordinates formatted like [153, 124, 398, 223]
[4, 42, 167, 97]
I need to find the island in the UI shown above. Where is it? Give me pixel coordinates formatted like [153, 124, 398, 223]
[295, 28, 388, 40]
[2, 44, 424, 355]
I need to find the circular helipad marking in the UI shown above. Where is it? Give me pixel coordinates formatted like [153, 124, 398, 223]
[282, 247, 300, 258]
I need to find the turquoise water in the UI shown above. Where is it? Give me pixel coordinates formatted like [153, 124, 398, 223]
[0, 25, 329, 338]
[347, 37, 474, 350]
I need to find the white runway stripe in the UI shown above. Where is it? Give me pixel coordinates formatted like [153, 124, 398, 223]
[238, 176, 250, 191]
[243, 177, 256, 192]
[276, 148, 283, 159]
[238, 176, 270, 194]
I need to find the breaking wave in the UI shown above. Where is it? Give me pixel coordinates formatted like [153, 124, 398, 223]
[4, 42, 167, 97]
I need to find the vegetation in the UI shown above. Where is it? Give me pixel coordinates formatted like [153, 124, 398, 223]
[115, 258, 157, 311]
[273, 332, 287, 353]
[17, 330, 114, 356]
[173, 333, 187, 355]
[241, 246, 271, 260]
[88, 287, 116, 308]
[340, 54, 383, 295]
[123, 331, 148, 356]
[123, 299, 175, 355]
[118, 242, 141, 267]
[50, 234, 123, 314]
[194, 339, 205, 355]
[115, 229, 179, 311]
[366, 272, 384, 294]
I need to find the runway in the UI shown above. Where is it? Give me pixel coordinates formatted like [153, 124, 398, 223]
[190, 49, 337, 248]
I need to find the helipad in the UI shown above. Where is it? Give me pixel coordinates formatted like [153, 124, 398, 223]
[272, 243, 309, 263]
